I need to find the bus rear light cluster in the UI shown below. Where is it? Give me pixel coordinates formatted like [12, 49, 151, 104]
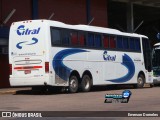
[9, 64, 12, 75]
[45, 62, 49, 73]
[14, 66, 42, 70]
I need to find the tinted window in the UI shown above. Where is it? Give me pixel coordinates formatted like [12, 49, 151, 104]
[117, 36, 123, 49]
[135, 38, 141, 51]
[110, 36, 116, 48]
[87, 33, 94, 47]
[62, 30, 70, 45]
[123, 37, 129, 49]
[130, 37, 135, 50]
[51, 29, 61, 45]
[103, 35, 109, 48]
[71, 31, 78, 46]
[95, 34, 101, 48]
[79, 32, 86, 46]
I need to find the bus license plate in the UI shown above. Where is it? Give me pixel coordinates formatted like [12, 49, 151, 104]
[25, 70, 31, 74]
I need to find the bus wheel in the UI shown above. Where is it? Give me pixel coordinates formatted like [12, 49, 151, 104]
[69, 75, 78, 93]
[80, 75, 92, 92]
[137, 74, 145, 88]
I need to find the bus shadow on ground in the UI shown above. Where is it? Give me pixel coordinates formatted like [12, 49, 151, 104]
[91, 85, 135, 92]
[14, 84, 138, 95]
[14, 87, 65, 95]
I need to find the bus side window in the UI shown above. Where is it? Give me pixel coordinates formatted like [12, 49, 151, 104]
[79, 32, 86, 47]
[95, 34, 101, 48]
[123, 37, 129, 50]
[110, 36, 116, 49]
[129, 37, 135, 50]
[117, 36, 123, 49]
[135, 38, 141, 51]
[87, 33, 94, 47]
[51, 29, 61, 46]
[62, 29, 70, 45]
[71, 31, 78, 46]
[103, 35, 109, 48]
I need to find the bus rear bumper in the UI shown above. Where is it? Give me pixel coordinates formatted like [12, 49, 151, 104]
[9, 76, 50, 86]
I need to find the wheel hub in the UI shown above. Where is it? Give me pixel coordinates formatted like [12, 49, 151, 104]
[70, 79, 77, 88]
[138, 77, 143, 85]
[84, 79, 90, 89]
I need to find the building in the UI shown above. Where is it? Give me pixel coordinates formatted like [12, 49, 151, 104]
[0, 0, 108, 87]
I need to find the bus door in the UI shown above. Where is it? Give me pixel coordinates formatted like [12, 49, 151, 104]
[142, 38, 152, 72]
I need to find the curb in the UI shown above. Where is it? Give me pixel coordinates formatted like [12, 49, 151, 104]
[144, 83, 151, 88]
[0, 87, 31, 95]
[0, 90, 17, 95]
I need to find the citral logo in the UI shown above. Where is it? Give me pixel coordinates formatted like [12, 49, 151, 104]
[17, 25, 40, 36]
[16, 37, 38, 49]
[103, 51, 116, 61]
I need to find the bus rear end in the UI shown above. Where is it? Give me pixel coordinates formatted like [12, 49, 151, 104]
[9, 20, 50, 86]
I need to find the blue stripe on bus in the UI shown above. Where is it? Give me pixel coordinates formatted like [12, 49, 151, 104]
[52, 49, 88, 81]
[107, 54, 135, 83]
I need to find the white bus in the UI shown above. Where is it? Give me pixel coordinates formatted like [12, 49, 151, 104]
[9, 20, 153, 93]
[152, 43, 160, 84]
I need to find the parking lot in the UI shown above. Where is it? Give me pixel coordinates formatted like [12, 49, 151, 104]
[0, 85, 160, 112]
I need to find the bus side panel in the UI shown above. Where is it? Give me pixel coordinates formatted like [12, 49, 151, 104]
[50, 48, 146, 86]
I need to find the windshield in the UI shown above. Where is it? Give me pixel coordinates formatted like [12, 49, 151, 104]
[152, 47, 160, 76]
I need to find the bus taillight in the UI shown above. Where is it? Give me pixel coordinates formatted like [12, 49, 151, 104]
[45, 62, 49, 73]
[9, 64, 12, 75]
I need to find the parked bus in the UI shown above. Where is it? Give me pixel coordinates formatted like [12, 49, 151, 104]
[152, 43, 160, 84]
[9, 20, 153, 93]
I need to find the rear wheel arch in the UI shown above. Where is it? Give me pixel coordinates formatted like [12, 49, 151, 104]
[136, 71, 146, 88]
[68, 70, 80, 93]
[138, 71, 146, 82]
[69, 70, 80, 81]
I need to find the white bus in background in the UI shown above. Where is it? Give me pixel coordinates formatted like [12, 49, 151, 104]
[152, 43, 160, 84]
[9, 20, 153, 93]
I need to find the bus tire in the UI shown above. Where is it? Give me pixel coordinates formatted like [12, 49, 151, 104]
[136, 74, 145, 88]
[69, 75, 79, 93]
[80, 75, 92, 92]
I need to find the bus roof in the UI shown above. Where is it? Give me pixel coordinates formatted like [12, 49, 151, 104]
[13, 20, 148, 39]
[48, 20, 148, 38]
[154, 43, 160, 47]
